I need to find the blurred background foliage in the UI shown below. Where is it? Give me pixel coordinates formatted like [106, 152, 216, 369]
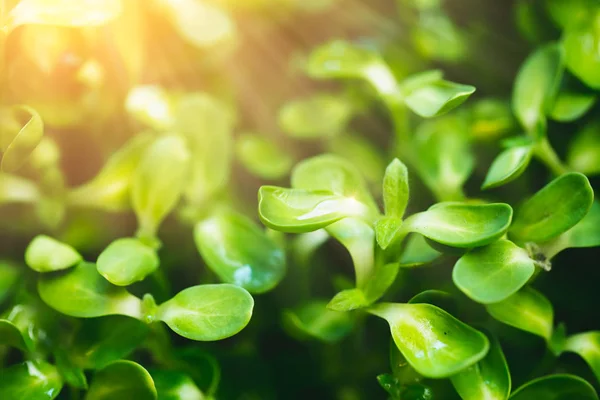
[1, 0, 600, 399]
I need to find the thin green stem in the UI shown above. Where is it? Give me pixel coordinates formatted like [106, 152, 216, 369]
[533, 137, 569, 176]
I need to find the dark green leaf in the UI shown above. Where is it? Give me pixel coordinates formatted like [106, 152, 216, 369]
[0, 319, 28, 351]
[283, 300, 354, 342]
[509, 374, 598, 400]
[0, 361, 63, 400]
[86, 360, 157, 400]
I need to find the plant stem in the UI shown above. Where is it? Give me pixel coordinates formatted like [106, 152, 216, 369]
[533, 137, 569, 176]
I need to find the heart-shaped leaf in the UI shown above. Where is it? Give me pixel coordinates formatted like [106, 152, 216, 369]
[132, 135, 190, 241]
[70, 316, 149, 370]
[236, 133, 293, 180]
[278, 94, 353, 139]
[68, 134, 153, 211]
[453, 239, 535, 304]
[368, 303, 489, 378]
[404, 203, 512, 248]
[0, 361, 63, 400]
[86, 360, 157, 400]
[482, 145, 533, 190]
[25, 235, 82, 273]
[151, 370, 204, 400]
[194, 211, 286, 294]
[403, 79, 475, 118]
[291, 154, 379, 218]
[563, 10, 600, 90]
[157, 284, 253, 341]
[509, 172, 593, 243]
[258, 186, 372, 233]
[509, 374, 598, 400]
[5, 0, 122, 30]
[38, 262, 143, 319]
[283, 300, 354, 343]
[512, 44, 563, 132]
[0, 105, 44, 173]
[486, 286, 553, 340]
[564, 331, 600, 384]
[97, 238, 159, 286]
[450, 331, 511, 400]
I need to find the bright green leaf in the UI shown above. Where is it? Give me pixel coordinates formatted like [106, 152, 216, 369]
[86, 360, 157, 400]
[375, 217, 403, 250]
[564, 331, 600, 384]
[404, 203, 512, 248]
[450, 331, 511, 400]
[368, 303, 489, 378]
[283, 300, 354, 343]
[382, 158, 409, 218]
[0, 361, 63, 400]
[403, 78, 475, 118]
[568, 121, 600, 176]
[327, 289, 368, 312]
[509, 172, 594, 243]
[258, 186, 372, 233]
[279, 94, 353, 139]
[236, 133, 293, 180]
[546, 0, 596, 29]
[482, 145, 533, 190]
[512, 44, 563, 132]
[563, 10, 600, 90]
[38, 262, 143, 319]
[151, 370, 204, 400]
[486, 286, 553, 340]
[549, 90, 596, 122]
[97, 238, 159, 286]
[157, 284, 253, 341]
[194, 211, 286, 294]
[25, 235, 82, 273]
[453, 239, 535, 304]
[509, 374, 598, 400]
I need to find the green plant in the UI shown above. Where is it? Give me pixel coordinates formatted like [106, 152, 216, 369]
[2, 0, 600, 399]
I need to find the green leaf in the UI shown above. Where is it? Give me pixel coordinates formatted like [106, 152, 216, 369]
[291, 154, 379, 218]
[413, 116, 474, 200]
[568, 121, 600, 175]
[482, 145, 533, 190]
[469, 99, 515, 140]
[382, 158, 409, 218]
[375, 217, 403, 250]
[306, 40, 384, 80]
[546, 0, 596, 29]
[0, 260, 21, 303]
[38, 262, 143, 319]
[174, 93, 234, 207]
[194, 211, 286, 294]
[558, 201, 600, 249]
[327, 289, 368, 312]
[278, 94, 353, 139]
[509, 374, 598, 400]
[97, 238, 159, 286]
[549, 90, 596, 122]
[132, 135, 190, 241]
[157, 284, 253, 341]
[402, 78, 476, 118]
[512, 44, 563, 132]
[450, 331, 511, 400]
[408, 290, 457, 315]
[125, 86, 174, 131]
[326, 133, 386, 185]
[563, 10, 600, 90]
[258, 186, 372, 233]
[70, 316, 149, 369]
[68, 134, 153, 211]
[453, 239, 535, 304]
[509, 172, 594, 243]
[549, 323, 568, 356]
[86, 360, 157, 400]
[0, 105, 44, 173]
[368, 303, 489, 378]
[564, 331, 600, 384]
[54, 350, 88, 389]
[283, 300, 354, 342]
[236, 133, 293, 180]
[404, 203, 512, 248]
[398, 234, 442, 267]
[0, 361, 63, 400]
[0, 173, 40, 204]
[151, 370, 204, 400]
[5, 0, 122, 30]
[25, 235, 82, 273]
[326, 218, 375, 289]
[486, 286, 553, 340]
[0, 319, 29, 351]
